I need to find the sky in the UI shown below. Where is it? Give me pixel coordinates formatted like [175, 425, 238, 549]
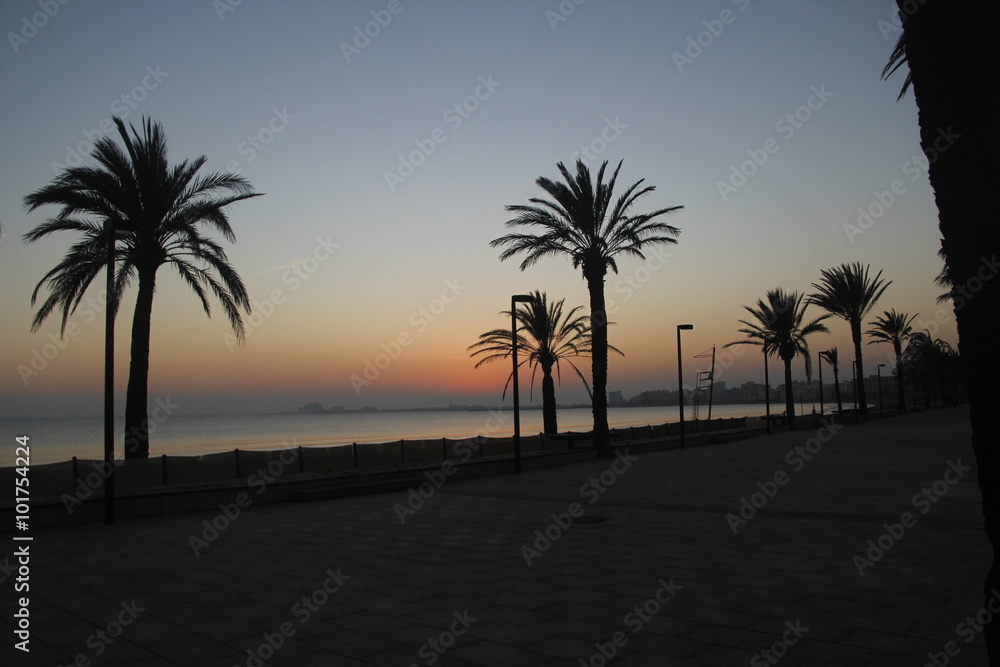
[0, 0, 954, 418]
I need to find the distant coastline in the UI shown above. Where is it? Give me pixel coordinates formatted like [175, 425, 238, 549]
[293, 397, 778, 415]
[292, 402, 585, 415]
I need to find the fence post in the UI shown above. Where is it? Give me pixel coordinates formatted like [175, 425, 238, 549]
[71, 456, 79, 489]
[352, 442, 358, 468]
[235, 448, 241, 479]
[161, 454, 168, 486]
[441, 438, 447, 460]
[298, 446, 304, 474]
[400, 440, 405, 465]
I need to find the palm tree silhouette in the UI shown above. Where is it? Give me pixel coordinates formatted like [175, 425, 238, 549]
[902, 331, 960, 409]
[468, 291, 618, 435]
[808, 263, 890, 419]
[725, 289, 830, 423]
[884, 4, 999, 656]
[491, 160, 682, 456]
[866, 309, 917, 412]
[23, 117, 260, 458]
[819, 348, 843, 417]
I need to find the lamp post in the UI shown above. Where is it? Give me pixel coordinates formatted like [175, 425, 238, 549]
[511, 294, 533, 473]
[877, 363, 885, 418]
[104, 219, 135, 525]
[676, 324, 693, 448]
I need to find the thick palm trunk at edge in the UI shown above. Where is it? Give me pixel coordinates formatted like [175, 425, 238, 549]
[124, 275, 155, 459]
[895, 0, 1000, 658]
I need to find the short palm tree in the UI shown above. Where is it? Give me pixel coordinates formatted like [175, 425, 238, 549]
[23, 117, 260, 458]
[866, 309, 918, 412]
[491, 160, 682, 457]
[902, 331, 960, 409]
[809, 263, 891, 419]
[726, 289, 830, 423]
[819, 348, 843, 416]
[468, 291, 617, 434]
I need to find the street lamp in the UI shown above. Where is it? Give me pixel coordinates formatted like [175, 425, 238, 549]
[104, 219, 135, 525]
[877, 363, 885, 419]
[511, 294, 533, 473]
[676, 324, 693, 448]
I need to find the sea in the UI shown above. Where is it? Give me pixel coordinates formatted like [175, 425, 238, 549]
[0, 403, 774, 467]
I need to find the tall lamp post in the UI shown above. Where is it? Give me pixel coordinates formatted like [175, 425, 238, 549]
[104, 219, 135, 525]
[511, 294, 533, 473]
[877, 363, 885, 419]
[676, 324, 693, 448]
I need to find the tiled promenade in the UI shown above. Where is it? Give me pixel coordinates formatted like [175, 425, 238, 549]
[3, 407, 991, 666]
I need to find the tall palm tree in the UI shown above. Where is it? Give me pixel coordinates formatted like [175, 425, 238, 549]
[467, 291, 617, 434]
[491, 159, 682, 457]
[808, 263, 891, 419]
[885, 3, 999, 658]
[23, 117, 259, 459]
[866, 309, 917, 412]
[819, 348, 843, 417]
[725, 289, 830, 423]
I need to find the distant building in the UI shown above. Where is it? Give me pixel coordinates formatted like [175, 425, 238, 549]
[740, 381, 767, 401]
[608, 391, 626, 407]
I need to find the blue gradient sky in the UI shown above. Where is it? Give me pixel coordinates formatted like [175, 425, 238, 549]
[0, 1, 951, 417]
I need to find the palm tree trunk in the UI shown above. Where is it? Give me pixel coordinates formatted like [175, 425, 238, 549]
[894, 342, 905, 412]
[585, 269, 612, 457]
[783, 357, 795, 423]
[852, 321, 868, 418]
[541, 364, 558, 435]
[124, 272, 155, 459]
[832, 366, 843, 416]
[895, 0, 1000, 659]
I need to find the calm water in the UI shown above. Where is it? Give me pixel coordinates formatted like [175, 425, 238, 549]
[0, 404, 770, 466]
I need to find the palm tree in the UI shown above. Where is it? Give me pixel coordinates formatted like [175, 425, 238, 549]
[902, 331, 961, 409]
[467, 291, 617, 434]
[491, 160, 682, 457]
[725, 289, 830, 423]
[866, 309, 917, 412]
[884, 2, 999, 658]
[808, 263, 890, 419]
[23, 117, 259, 459]
[819, 348, 843, 417]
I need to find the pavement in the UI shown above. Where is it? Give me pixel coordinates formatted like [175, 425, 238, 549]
[2, 406, 992, 666]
